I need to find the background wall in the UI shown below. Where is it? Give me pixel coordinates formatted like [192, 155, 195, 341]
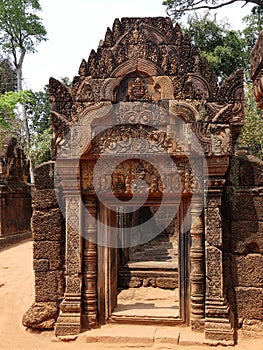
[223, 154, 263, 337]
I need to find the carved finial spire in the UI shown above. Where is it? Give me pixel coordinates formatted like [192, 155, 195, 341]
[173, 22, 183, 45]
[112, 18, 122, 41]
[104, 27, 115, 47]
[78, 59, 88, 77]
[87, 49, 97, 77]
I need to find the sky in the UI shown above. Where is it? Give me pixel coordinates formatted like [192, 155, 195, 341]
[22, 0, 255, 92]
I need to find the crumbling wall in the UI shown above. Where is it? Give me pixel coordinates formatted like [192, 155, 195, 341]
[0, 138, 31, 248]
[223, 154, 263, 337]
[22, 161, 65, 330]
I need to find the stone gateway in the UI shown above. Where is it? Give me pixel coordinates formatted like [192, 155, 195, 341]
[23, 18, 263, 344]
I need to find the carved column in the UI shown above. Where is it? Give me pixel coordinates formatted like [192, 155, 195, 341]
[82, 198, 97, 329]
[55, 160, 83, 336]
[190, 198, 205, 330]
[204, 179, 234, 342]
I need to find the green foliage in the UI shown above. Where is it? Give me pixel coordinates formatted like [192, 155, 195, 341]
[29, 128, 52, 167]
[26, 85, 50, 134]
[0, 90, 31, 128]
[25, 84, 51, 167]
[60, 76, 72, 88]
[178, 11, 263, 160]
[243, 6, 263, 54]
[183, 13, 248, 80]
[237, 85, 263, 159]
[0, 55, 16, 93]
[0, 0, 47, 59]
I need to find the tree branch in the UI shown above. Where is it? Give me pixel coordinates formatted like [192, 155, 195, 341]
[167, 0, 263, 17]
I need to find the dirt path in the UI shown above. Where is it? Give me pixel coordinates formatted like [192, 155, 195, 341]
[0, 240, 263, 350]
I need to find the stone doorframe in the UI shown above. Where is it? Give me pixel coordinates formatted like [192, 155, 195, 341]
[47, 17, 245, 343]
[95, 195, 191, 326]
[53, 106, 236, 343]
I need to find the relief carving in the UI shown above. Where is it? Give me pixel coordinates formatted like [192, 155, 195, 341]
[81, 158, 198, 196]
[127, 77, 152, 102]
[206, 246, 223, 298]
[66, 198, 81, 275]
[117, 102, 168, 125]
[46, 17, 245, 341]
[91, 124, 184, 156]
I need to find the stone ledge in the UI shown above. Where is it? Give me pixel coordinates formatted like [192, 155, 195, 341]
[0, 231, 32, 250]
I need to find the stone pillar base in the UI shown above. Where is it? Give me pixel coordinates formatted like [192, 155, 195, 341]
[205, 298, 235, 342]
[191, 318, 205, 331]
[55, 314, 81, 336]
[54, 295, 82, 336]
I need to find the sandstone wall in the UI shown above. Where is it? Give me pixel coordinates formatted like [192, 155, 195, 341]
[223, 154, 263, 336]
[22, 161, 65, 330]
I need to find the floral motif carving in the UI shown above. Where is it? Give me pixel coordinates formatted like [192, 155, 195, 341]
[206, 246, 223, 298]
[117, 102, 168, 125]
[91, 124, 184, 156]
[66, 197, 81, 275]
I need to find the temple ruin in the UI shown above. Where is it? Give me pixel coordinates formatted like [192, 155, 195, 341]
[0, 138, 31, 248]
[23, 18, 263, 344]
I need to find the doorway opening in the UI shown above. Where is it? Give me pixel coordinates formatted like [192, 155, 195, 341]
[96, 200, 189, 326]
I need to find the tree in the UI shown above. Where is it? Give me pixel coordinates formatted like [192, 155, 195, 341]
[183, 13, 248, 80]
[238, 84, 263, 159]
[179, 12, 263, 159]
[163, 0, 263, 20]
[0, 89, 32, 150]
[0, 0, 47, 181]
[25, 84, 51, 167]
[0, 54, 16, 94]
[242, 6, 263, 54]
[0, 90, 31, 126]
[0, 0, 47, 91]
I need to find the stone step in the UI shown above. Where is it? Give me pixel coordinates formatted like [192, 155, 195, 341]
[131, 241, 177, 251]
[130, 249, 178, 260]
[124, 260, 178, 269]
[118, 264, 178, 289]
[83, 324, 231, 347]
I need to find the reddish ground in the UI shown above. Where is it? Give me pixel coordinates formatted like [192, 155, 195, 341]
[0, 240, 263, 350]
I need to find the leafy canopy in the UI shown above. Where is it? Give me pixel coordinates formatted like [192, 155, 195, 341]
[0, 89, 31, 128]
[25, 84, 51, 167]
[238, 85, 263, 158]
[0, 54, 16, 93]
[183, 13, 248, 80]
[0, 0, 47, 62]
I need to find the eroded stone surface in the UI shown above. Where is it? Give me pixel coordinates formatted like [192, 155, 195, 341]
[22, 302, 59, 330]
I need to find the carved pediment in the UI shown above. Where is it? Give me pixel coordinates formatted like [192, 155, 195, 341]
[50, 17, 244, 161]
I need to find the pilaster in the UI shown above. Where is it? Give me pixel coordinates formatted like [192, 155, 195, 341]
[190, 198, 205, 330]
[55, 160, 83, 336]
[82, 198, 97, 329]
[204, 178, 234, 342]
